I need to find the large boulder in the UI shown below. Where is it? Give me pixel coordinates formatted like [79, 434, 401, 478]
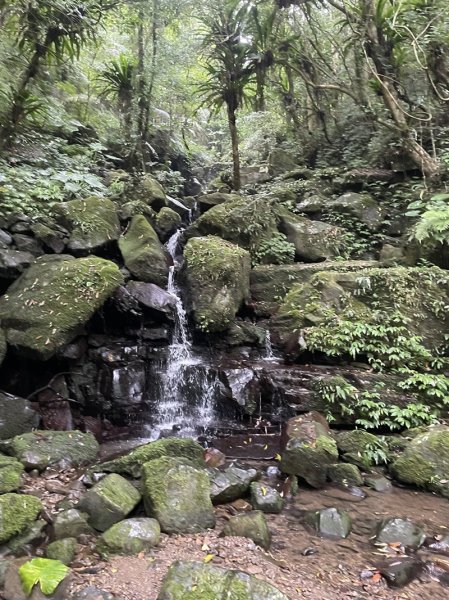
[0, 494, 42, 544]
[277, 210, 348, 262]
[336, 430, 389, 468]
[198, 192, 241, 212]
[0, 392, 39, 440]
[155, 208, 182, 241]
[118, 215, 168, 286]
[268, 148, 299, 177]
[0, 255, 123, 360]
[186, 197, 278, 256]
[78, 473, 141, 532]
[327, 193, 384, 231]
[96, 518, 160, 558]
[53, 197, 121, 254]
[1, 431, 99, 471]
[305, 507, 352, 539]
[183, 236, 250, 332]
[221, 511, 271, 549]
[142, 457, 215, 534]
[133, 174, 167, 211]
[125, 281, 175, 319]
[158, 561, 289, 600]
[52, 509, 92, 540]
[272, 266, 449, 353]
[250, 260, 379, 316]
[280, 413, 338, 488]
[98, 437, 206, 478]
[390, 425, 449, 498]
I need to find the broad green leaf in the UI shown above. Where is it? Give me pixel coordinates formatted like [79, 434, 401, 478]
[19, 558, 69, 597]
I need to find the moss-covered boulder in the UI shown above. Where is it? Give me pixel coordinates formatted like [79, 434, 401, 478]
[327, 463, 363, 487]
[134, 174, 167, 210]
[336, 430, 389, 468]
[78, 474, 141, 532]
[118, 215, 168, 286]
[96, 518, 160, 558]
[390, 425, 449, 498]
[327, 193, 384, 231]
[158, 560, 289, 600]
[209, 464, 258, 504]
[0, 392, 39, 441]
[1, 431, 99, 471]
[198, 192, 241, 212]
[98, 438, 206, 478]
[183, 236, 250, 332]
[155, 207, 182, 241]
[0, 255, 123, 360]
[277, 210, 348, 262]
[46, 538, 77, 565]
[272, 266, 449, 354]
[249, 260, 378, 316]
[250, 482, 283, 513]
[0, 494, 42, 544]
[53, 197, 120, 254]
[280, 414, 338, 488]
[221, 511, 271, 550]
[305, 507, 352, 539]
[0, 456, 24, 493]
[142, 457, 215, 534]
[0, 248, 34, 279]
[268, 148, 299, 177]
[186, 196, 278, 257]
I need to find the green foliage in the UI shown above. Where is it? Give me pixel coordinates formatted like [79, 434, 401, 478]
[19, 558, 69, 596]
[408, 193, 449, 245]
[253, 232, 295, 265]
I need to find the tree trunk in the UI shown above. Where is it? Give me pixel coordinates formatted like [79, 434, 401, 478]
[144, 0, 160, 135]
[227, 105, 241, 190]
[255, 69, 266, 112]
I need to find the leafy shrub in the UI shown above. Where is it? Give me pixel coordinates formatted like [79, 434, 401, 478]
[253, 233, 295, 265]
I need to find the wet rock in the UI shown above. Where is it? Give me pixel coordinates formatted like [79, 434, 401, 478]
[0, 229, 12, 246]
[336, 430, 388, 468]
[96, 517, 160, 558]
[375, 517, 426, 550]
[0, 329, 5, 366]
[30, 223, 66, 254]
[280, 413, 338, 488]
[221, 511, 271, 550]
[46, 537, 77, 565]
[53, 197, 120, 254]
[98, 438, 205, 478]
[0, 255, 123, 360]
[125, 281, 175, 318]
[134, 174, 167, 211]
[155, 207, 182, 241]
[183, 236, 251, 333]
[378, 557, 423, 587]
[72, 587, 121, 600]
[209, 464, 258, 504]
[220, 368, 261, 415]
[223, 322, 266, 347]
[0, 455, 24, 492]
[0, 493, 42, 544]
[3, 557, 70, 600]
[1, 430, 99, 471]
[12, 234, 43, 256]
[142, 457, 215, 534]
[277, 210, 349, 262]
[204, 448, 226, 468]
[305, 507, 352, 539]
[158, 560, 289, 599]
[390, 425, 449, 498]
[6, 520, 46, 555]
[78, 474, 141, 532]
[118, 215, 168, 287]
[250, 482, 283, 513]
[0, 248, 34, 278]
[53, 509, 92, 539]
[364, 474, 393, 493]
[328, 463, 363, 487]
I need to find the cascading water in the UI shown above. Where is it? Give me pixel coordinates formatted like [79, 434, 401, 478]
[150, 229, 219, 438]
[264, 329, 278, 362]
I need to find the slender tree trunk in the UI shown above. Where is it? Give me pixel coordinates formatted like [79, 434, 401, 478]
[227, 105, 241, 190]
[255, 69, 266, 112]
[136, 9, 147, 141]
[143, 0, 159, 135]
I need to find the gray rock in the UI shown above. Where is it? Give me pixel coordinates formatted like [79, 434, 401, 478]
[53, 509, 93, 540]
[125, 281, 175, 318]
[250, 482, 283, 513]
[375, 517, 425, 550]
[364, 475, 393, 492]
[142, 457, 215, 534]
[5, 519, 46, 555]
[12, 234, 43, 256]
[78, 473, 141, 532]
[328, 192, 384, 231]
[221, 511, 271, 549]
[72, 587, 121, 600]
[0, 392, 39, 441]
[209, 464, 258, 504]
[0, 248, 34, 279]
[46, 537, 77, 565]
[305, 507, 352, 539]
[328, 463, 363, 487]
[96, 517, 160, 558]
[378, 557, 423, 587]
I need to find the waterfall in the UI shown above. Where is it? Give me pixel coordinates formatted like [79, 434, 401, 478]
[264, 329, 277, 362]
[150, 229, 218, 438]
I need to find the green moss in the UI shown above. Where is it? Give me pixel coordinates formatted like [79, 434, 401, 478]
[183, 236, 251, 332]
[0, 456, 24, 492]
[98, 437, 205, 478]
[156, 207, 182, 237]
[280, 435, 338, 488]
[96, 517, 160, 558]
[328, 463, 363, 486]
[0, 493, 42, 544]
[316, 436, 339, 458]
[0, 256, 123, 360]
[118, 215, 168, 286]
[54, 196, 120, 252]
[46, 538, 77, 565]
